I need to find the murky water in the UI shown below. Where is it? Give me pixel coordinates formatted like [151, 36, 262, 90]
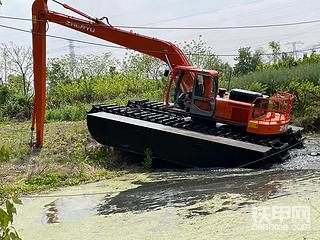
[15, 137, 320, 240]
[273, 137, 320, 170]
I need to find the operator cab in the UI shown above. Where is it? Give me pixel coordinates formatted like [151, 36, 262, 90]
[166, 66, 219, 118]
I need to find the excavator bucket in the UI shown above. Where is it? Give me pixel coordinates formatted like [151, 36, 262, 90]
[87, 100, 304, 168]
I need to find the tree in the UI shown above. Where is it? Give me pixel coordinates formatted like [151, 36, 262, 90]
[77, 52, 115, 78]
[179, 36, 231, 82]
[3, 43, 33, 97]
[47, 52, 115, 85]
[122, 52, 166, 80]
[0, 54, 3, 84]
[121, 36, 231, 81]
[0, 44, 34, 120]
[180, 36, 231, 70]
[234, 47, 264, 76]
[269, 41, 281, 64]
[46, 52, 116, 108]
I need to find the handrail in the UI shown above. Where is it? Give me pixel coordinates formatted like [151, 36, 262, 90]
[249, 92, 294, 125]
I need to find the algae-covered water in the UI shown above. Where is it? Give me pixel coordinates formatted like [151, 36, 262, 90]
[15, 137, 320, 239]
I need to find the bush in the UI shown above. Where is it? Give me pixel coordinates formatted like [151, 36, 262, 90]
[0, 96, 32, 121]
[0, 146, 12, 163]
[47, 74, 165, 108]
[231, 63, 320, 95]
[26, 172, 67, 187]
[85, 145, 112, 168]
[0, 85, 9, 105]
[45, 104, 90, 122]
[44, 73, 166, 122]
[143, 148, 153, 170]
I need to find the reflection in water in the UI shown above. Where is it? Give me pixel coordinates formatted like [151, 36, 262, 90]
[43, 201, 60, 224]
[42, 197, 98, 224]
[97, 169, 320, 216]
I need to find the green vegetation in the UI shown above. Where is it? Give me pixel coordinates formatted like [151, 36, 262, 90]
[0, 37, 320, 198]
[1, 38, 319, 130]
[143, 148, 153, 170]
[0, 121, 126, 199]
[0, 198, 22, 240]
[46, 75, 167, 121]
[0, 146, 12, 163]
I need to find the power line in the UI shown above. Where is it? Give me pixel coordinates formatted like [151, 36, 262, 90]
[1, 15, 320, 30]
[0, 23, 319, 58]
[115, 19, 320, 30]
[0, 23, 125, 49]
[0, 16, 32, 22]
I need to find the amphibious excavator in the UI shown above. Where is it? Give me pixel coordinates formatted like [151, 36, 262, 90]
[31, 0, 303, 167]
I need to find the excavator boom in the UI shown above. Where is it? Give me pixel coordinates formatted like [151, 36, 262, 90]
[31, 0, 303, 168]
[32, 0, 191, 147]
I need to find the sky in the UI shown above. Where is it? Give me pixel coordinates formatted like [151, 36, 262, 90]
[0, 0, 320, 65]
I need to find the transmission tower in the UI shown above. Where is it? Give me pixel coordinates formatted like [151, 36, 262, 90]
[286, 41, 304, 59]
[68, 40, 76, 78]
[2, 46, 8, 83]
[69, 40, 76, 62]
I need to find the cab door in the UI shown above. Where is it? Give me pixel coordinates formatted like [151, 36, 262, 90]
[190, 74, 217, 118]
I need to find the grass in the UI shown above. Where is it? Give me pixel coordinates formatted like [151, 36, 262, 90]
[45, 104, 89, 122]
[0, 120, 135, 199]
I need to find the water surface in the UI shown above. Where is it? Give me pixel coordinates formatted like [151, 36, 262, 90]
[15, 137, 320, 239]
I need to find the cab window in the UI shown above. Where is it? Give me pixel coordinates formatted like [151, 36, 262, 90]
[194, 75, 205, 97]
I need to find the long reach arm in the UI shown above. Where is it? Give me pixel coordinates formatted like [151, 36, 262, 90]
[32, 0, 191, 147]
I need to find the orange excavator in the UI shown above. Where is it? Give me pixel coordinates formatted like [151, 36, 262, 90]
[31, 0, 303, 167]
